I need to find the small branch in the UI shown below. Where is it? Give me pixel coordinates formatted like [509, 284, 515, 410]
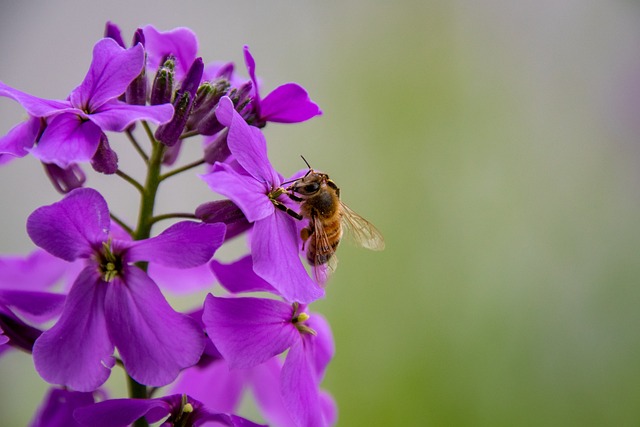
[180, 129, 201, 140]
[141, 120, 156, 144]
[110, 213, 134, 236]
[149, 212, 198, 226]
[126, 129, 149, 163]
[115, 169, 144, 194]
[159, 158, 206, 182]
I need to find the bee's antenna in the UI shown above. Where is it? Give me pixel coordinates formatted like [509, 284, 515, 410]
[300, 155, 312, 169]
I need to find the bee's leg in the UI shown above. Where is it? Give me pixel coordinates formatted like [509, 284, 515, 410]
[288, 193, 304, 202]
[300, 226, 313, 251]
[273, 200, 303, 220]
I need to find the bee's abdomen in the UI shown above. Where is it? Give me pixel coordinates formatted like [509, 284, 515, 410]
[307, 216, 343, 265]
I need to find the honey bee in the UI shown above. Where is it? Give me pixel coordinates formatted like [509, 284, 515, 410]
[285, 157, 385, 281]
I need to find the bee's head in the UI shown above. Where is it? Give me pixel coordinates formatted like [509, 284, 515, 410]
[290, 171, 328, 196]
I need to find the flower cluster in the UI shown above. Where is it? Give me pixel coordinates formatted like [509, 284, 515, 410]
[0, 22, 337, 427]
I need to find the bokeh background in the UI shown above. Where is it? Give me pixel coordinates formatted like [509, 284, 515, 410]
[2, 1, 640, 425]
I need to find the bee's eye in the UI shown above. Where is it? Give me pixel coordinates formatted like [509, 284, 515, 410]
[303, 183, 320, 194]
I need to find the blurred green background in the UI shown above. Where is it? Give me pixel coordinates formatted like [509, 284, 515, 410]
[2, 1, 640, 425]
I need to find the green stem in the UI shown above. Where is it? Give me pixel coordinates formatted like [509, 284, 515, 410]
[116, 169, 144, 194]
[126, 129, 149, 163]
[159, 158, 205, 182]
[149, 212, 198, 226]
[134, 137, 166, 241]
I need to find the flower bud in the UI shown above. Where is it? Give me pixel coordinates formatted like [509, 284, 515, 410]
[91, 134, 119, 174]
[188, 79, 230, 134]
[150, 56, 175, 106]
[155, 57, 204, 147]
[195, 199, 250, 240]
[203, 128, 230, 164]
[43, 163, 86, 194]
[125, 29, 147, 105]
[104, 21, 125, 48]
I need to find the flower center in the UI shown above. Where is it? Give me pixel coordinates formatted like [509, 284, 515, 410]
[96, 241, 124, 282]
[291, 302, 316, 335]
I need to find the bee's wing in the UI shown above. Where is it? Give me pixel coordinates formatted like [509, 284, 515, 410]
[340, 202, 385, 251]
[311, 218, 338, 284]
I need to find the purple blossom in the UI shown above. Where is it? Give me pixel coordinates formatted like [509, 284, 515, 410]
[0, 38, 173, 168]
[29, 388, 97, 427]
[243, 46, 322, 126]
[201, 96, 323, 303]
[203, 294, 335, 427]
[73, 394, 265, 427]
[142, 25, 199, 81]
[27, 188, 226, 391]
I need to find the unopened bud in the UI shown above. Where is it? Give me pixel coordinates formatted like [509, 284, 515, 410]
[150, 56, 175, 106]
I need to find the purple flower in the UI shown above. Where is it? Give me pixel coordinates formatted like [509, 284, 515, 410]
[27, 188, 226, 391]
[203, 294, 335, 427]
[73, 394, 265, 427]
[142, 25, 199, 81]
[201, 96, 323, 303]
[243, 46, 322, 126]
[0, 38, 173, 168]
[29, 388, 98, 427]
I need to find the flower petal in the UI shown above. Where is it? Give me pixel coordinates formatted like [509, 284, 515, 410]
[147, 263, 216, 294]
[203, 294, 298, 369]
[142, 25, 199, 80]
[30, 388, 96, 427]
[215, 96, 280, 185]
[104, 267, 205, 387]
[74, 398, 170, 427]
[69, 39, 144, 111]
[0, 290, 65, 324]
[126, 221, 225, 268]
[30, 113, 103, 167]
[89, 101, 174, 132]
[170, 359, 245, 413]
[243, 46, 261, 103]
[252, 213, 324, 304]
[0, 116, 40, 157]
[33, 267, 114, 392]
[281, 340, 324, 427]
[250, 358, 298, 427]
[260, 83, 322, 123]
[0, 249, 71, 291]
[306, 314, 335, 379]
[211, 255, 278, 295]
[0, 81, 72, 117]
[202, 162, 274, 223]
[27, 188, 110, 262]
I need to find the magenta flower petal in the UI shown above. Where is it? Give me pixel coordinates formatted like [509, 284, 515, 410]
[0, 290, 65, 324]
[0, 249, 70, 291]
[319, 391, 338, 427]
[74, 398, 170, 427]
[252, 213, 324, 303]
[243, 46, 261, 104]
[203, 294, 298, 369]
[104, 267, 205, 387]
[126, 221, 225, 268]
[170, 360, 245, 413]
[211, 255, 277, 295]
[281, 340, 324, 427]
[142, 25, 199, 80]
[33, 267, 114, 392]
[215, 96, 280, 185]
[30, 113, 103, 167]
[0, 81, 72, 117]
[69, 39, 144, 111]
[0, 116, 40, 157]
[89, 101, 174, 132]
[202, 162, 274, 223]
[30, 388, 96, 427]
[260, 83, 322, 123]
[306, 314, 335, 379]
[147, 263, 215, 294]
[27, 188, 110, 262]
[250, 358, 298, 427]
